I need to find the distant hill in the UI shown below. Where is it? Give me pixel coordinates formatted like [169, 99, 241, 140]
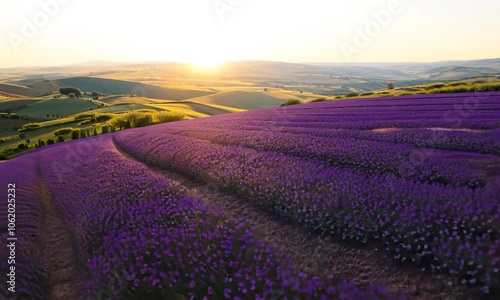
[55, 77, 215, 100]
[2, 59, 499, 99]
[429, 66, 498, 80]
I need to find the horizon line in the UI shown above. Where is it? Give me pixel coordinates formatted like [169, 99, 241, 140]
[1, 57, 500, 70]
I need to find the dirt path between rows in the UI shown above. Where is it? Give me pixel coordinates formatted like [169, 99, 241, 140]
[38, 164, 88, 300]
[112, 137, 470, 300]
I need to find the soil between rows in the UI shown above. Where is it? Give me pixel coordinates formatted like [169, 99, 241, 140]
[38, 161, 88, 300]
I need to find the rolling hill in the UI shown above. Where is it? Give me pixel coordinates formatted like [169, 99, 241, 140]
[14, 97, 98, 119]
[0, 80, 60, 97]
[188, 91, 297, 109]
[55, 77, 215, 100]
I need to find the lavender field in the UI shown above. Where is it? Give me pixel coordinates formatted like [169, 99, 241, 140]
[1, 92, 500, 299]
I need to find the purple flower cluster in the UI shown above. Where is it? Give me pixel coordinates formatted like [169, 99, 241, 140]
[113, 92, 500, 294]
[0, 156, 47, 300]
[35, 136, 397, 299]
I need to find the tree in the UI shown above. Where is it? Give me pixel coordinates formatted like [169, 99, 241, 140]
[71, 129, 80, 140]
[59, 87, 82, 97]
[387, 82, 395, 90]
[69, 93, 76, 98]
[54, 128, 73, 136]
[17, 142, 28, 150]
[91, 91, 99, 100]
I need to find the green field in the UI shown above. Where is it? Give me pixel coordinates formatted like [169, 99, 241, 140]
[14, 97, 99, 119]
[0, 91, 247, 159]
[189, 90, 319, 109]
[90, 103, 162, 114]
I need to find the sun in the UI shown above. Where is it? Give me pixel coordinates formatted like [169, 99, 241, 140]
[190, 57, 226, 72]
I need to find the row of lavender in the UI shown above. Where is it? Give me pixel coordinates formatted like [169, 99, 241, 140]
[216, 114, 500, 130]
[205, 122, 500, 155]
[294, 92, 500, 109]
[114, 128, 500, 294]
[166, 125, 485, 188]
[0, 157, 46, 299]
[36, 135, 395, 299]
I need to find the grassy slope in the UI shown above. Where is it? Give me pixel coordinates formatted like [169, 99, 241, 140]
[0, 91, 24, 99]
[0, 120, 80, 146]
[332, 77, 500, 100]
[0, 83, 39, 97]
[90, 104, 163, 114]
[148, 101, 245, 118]
[147, 103, 208, 118]
[15, 98, 98, 119]
[0, 118, 29, 132]
[0, 80, 60, 97]
[188, 90, 299, 109]
[0, 99, 43, 111]
[98, 96, 160, 105]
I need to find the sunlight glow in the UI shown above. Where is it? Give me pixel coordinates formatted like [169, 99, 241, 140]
[190, 58, 226, 72]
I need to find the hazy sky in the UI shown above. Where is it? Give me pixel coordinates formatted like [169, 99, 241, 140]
[1, 0, 499, 68]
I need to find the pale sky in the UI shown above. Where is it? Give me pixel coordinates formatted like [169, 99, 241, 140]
[1, 0, 499, 68]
